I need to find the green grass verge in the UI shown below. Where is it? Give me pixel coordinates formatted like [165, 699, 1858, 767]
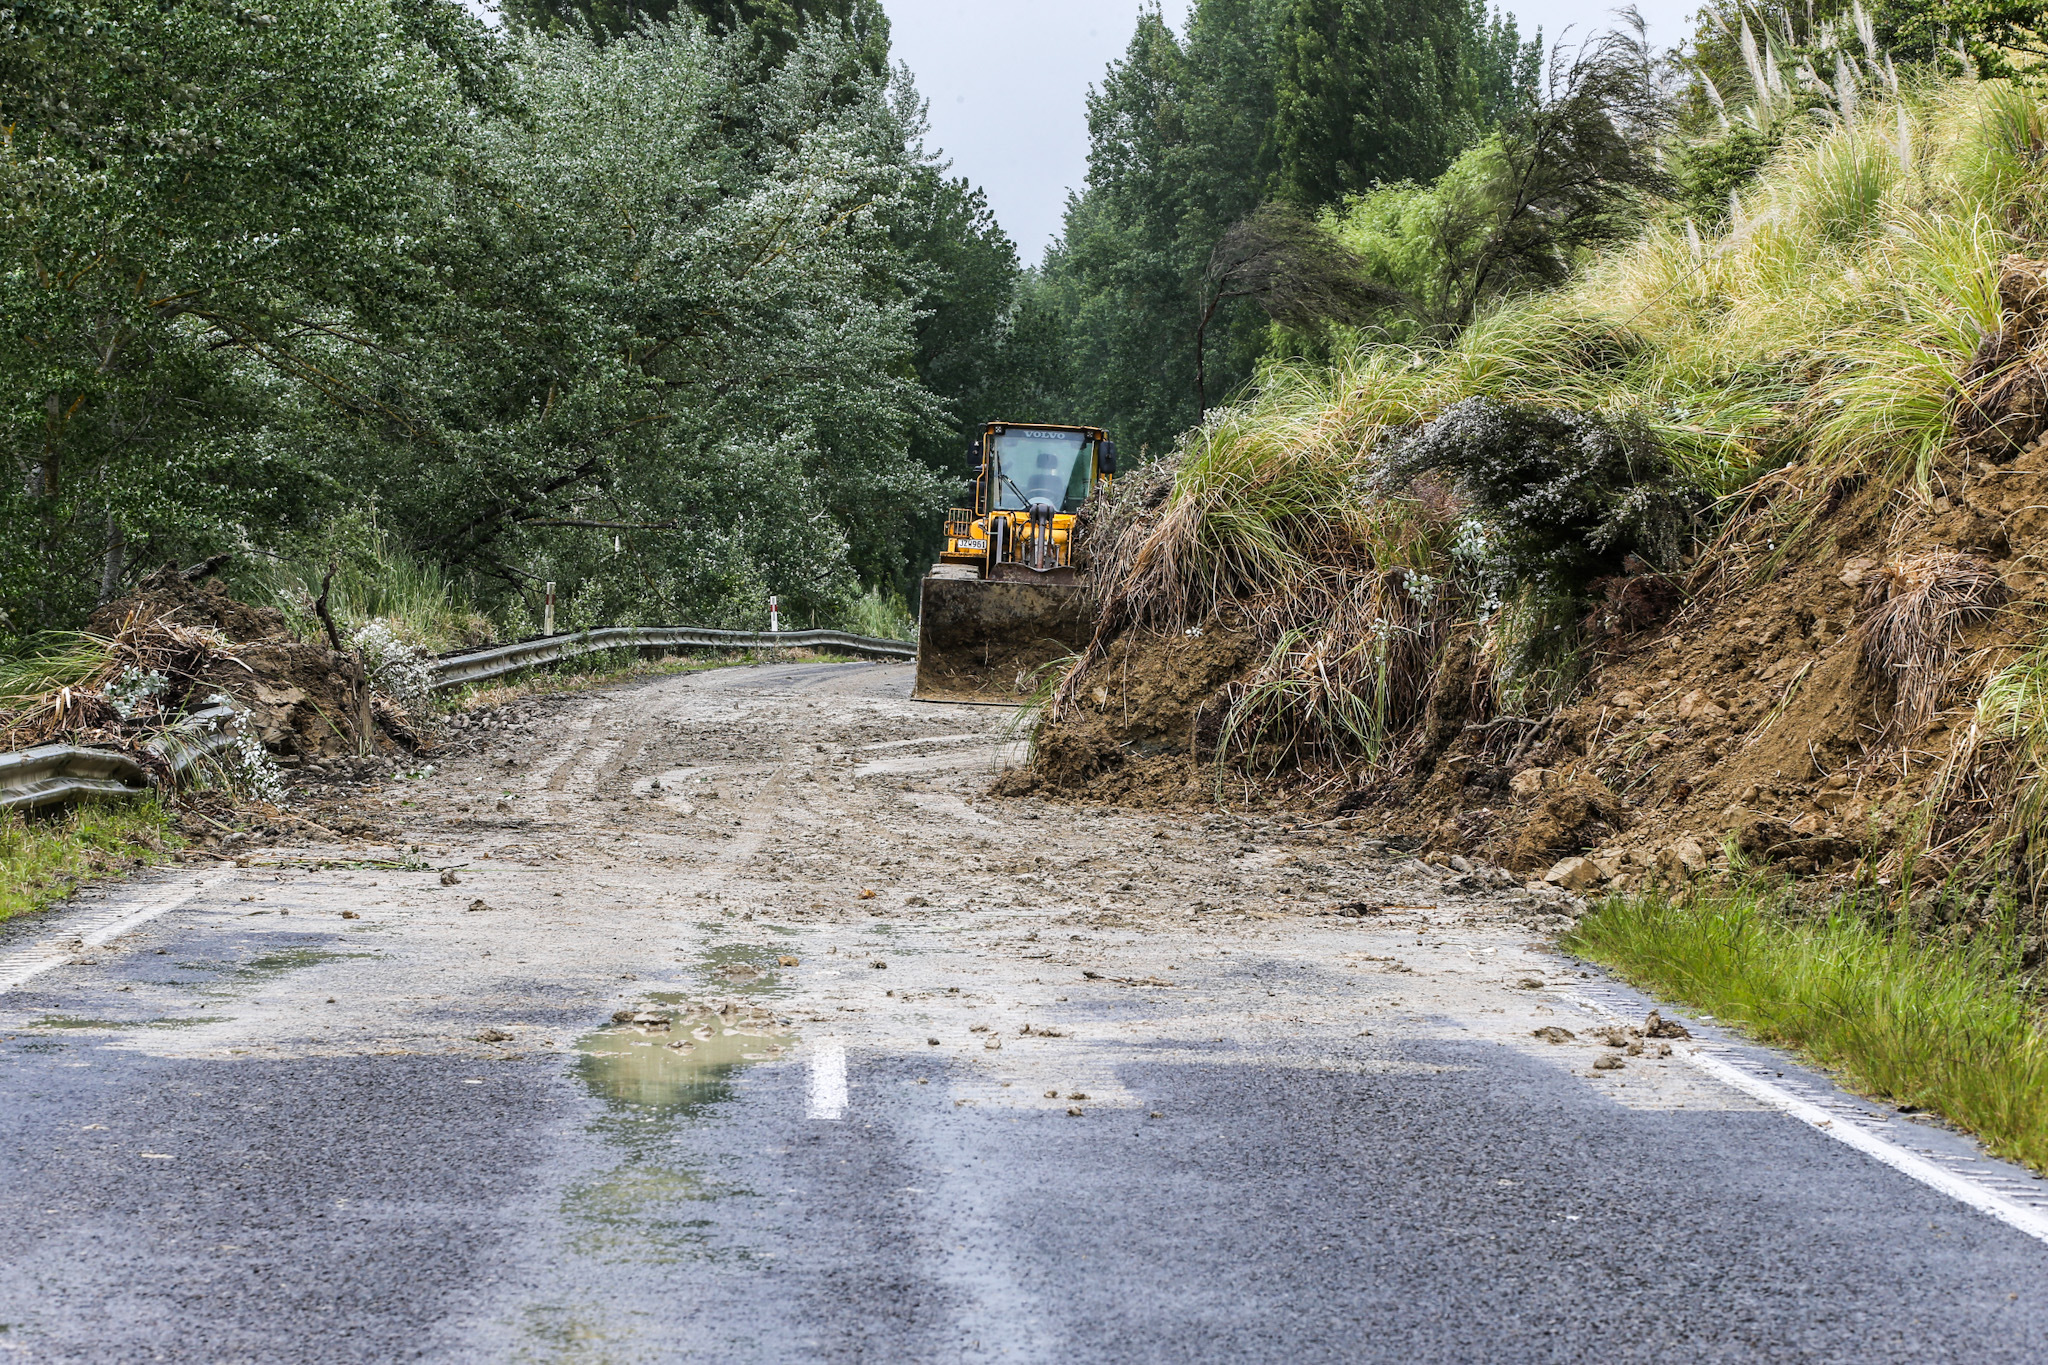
[0, 798, 183, 924]
[1566, 884, 2048, 1171]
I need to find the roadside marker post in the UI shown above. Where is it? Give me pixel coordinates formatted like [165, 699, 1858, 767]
[544, 582, 556, 636]
[769, 594, 780, 633]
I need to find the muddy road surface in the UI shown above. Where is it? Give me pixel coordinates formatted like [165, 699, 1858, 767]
[6, 661, 2048, 1362]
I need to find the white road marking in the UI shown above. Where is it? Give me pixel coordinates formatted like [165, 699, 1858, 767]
[808, 1037, 848, 1120]
[1573, 992, 2048, 1247]
[0, 868, 233, 995]
[1683, 1048, 2048, 1245]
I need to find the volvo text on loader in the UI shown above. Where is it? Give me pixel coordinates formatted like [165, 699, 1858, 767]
[912, 421, 1114, 703]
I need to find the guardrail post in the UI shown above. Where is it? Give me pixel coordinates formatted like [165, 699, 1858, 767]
[544, 582, 556, 637]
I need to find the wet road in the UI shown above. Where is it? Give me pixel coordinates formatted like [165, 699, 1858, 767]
[3, 661, 2048, 1363]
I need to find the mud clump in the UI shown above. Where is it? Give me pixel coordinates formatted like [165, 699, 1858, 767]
[210, 639, 377, 758]
[90, 565, 391, 759]
[89, 562, 291, 644]
[1509, 776, 1626, 873]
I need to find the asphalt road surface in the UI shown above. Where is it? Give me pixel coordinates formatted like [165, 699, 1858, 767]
[4, 660, 2048, 1363]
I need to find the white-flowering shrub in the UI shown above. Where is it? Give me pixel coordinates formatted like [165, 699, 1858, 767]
[350, 620, 434, 709]
[106, 666, 169, 719]
[224, 731, 291, 807]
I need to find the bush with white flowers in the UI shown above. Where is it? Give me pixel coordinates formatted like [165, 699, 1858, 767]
[349, 620, 434, 710]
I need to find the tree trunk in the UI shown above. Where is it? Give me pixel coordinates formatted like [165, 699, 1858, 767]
[97, 515, 127, 606]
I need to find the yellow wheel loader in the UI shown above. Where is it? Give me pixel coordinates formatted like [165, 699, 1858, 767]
[912, 421, 1115, 703]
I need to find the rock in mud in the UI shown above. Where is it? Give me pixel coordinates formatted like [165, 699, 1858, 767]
[1643, 1010, 1691, 1039]
[1544, 856, 1603, 891]
[475, 1028, 513, 1043]
[1511, 776, 1625, 872]
[440, 869, 461, 886]
[1593, 1055, 1626, 1071]
[1532, 1026, 1576, 1043]
[1655, 837, 1710, 879]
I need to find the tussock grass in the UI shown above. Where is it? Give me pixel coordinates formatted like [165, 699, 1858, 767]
[842, 587, 916, 642]
[1567, 883, 2048, 1171]
[1858, 551, 2008, 734]
[0, 800, 180, 924]
[0, 633, 114, 712]
[245, 513, 495, 654]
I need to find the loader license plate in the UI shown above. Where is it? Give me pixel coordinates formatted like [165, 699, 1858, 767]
[955, 538, 987, 550]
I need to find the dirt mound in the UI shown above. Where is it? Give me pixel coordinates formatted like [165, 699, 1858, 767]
[81, 569, 392, 760]
[993, 621, 1259, 804]
[89, 562, 291, 643]
[207, 638, 378, 759]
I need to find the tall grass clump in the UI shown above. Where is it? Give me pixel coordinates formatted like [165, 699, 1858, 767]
[1568, 881, 2048, 1171]
[843, 587, 915, 641]
[242, 511, 495, 653]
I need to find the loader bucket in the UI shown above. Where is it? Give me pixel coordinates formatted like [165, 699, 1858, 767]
[913, 577, 1095, 704]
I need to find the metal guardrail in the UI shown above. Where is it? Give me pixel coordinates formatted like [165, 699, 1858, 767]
[429, 625, 914, 690]
[0, 626, 913, 812]
[0, 704, 243, 814]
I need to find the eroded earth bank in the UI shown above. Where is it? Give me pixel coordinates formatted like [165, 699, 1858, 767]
[4, 661, 2048, 1362]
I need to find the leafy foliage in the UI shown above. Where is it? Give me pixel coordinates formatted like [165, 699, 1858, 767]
[1268, 0, 1538, 205]
[0, 0, 991, 643]
[1033, 0, 1536, 462]
[503, 0, 890, 74]
[1325, 24, 1674, 338]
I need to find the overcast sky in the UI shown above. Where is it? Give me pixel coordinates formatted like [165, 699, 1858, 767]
[882, 0, 1699, 264]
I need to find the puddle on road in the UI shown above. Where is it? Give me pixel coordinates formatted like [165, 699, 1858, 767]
[163, 945, 382, 997]
[689, 943, 791, 997]
[23, 1015, 216, 1032]
[559, 999, 797, 1270]
[574, 999, 794, 1117]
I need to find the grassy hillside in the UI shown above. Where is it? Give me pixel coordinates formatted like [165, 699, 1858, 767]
[1026, 76, 2048, 897]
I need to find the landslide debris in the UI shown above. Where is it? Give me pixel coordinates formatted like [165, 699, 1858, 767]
[77, 562, 425, 761]
[1004, 255, 2048, 914]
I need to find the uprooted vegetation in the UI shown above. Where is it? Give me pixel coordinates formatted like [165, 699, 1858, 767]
[3, 565, 401, 760]
[1008, 78, 2048, 930]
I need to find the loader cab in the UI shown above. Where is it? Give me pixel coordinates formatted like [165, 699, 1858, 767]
[989, 427, 1099, 514]
[935, 422, 1114, 585]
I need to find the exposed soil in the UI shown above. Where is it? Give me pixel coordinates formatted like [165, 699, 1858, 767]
[89, 563, 292, 645]
[1006, 264, 2048, 905]
[76, 566, 394, 761]
[994, 621, 1258, 804]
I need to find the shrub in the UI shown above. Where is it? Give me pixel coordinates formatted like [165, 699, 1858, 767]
[1383, 397, 1701, 600]
[350, 620, 435, 710]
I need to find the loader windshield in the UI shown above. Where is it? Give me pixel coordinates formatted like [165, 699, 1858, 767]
[991, 429, 1094, 513]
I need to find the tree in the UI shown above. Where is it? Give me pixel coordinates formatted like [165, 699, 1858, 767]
[0, 0, 471, 632]
[1328, 22, 1673, 338]
[1270, 0, 1538, 207]
[0, 2, 955, 638]
[1032, 0, 1535, 463]
[1196, 204, 1392, 416]
[503, 0, 890, 74]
